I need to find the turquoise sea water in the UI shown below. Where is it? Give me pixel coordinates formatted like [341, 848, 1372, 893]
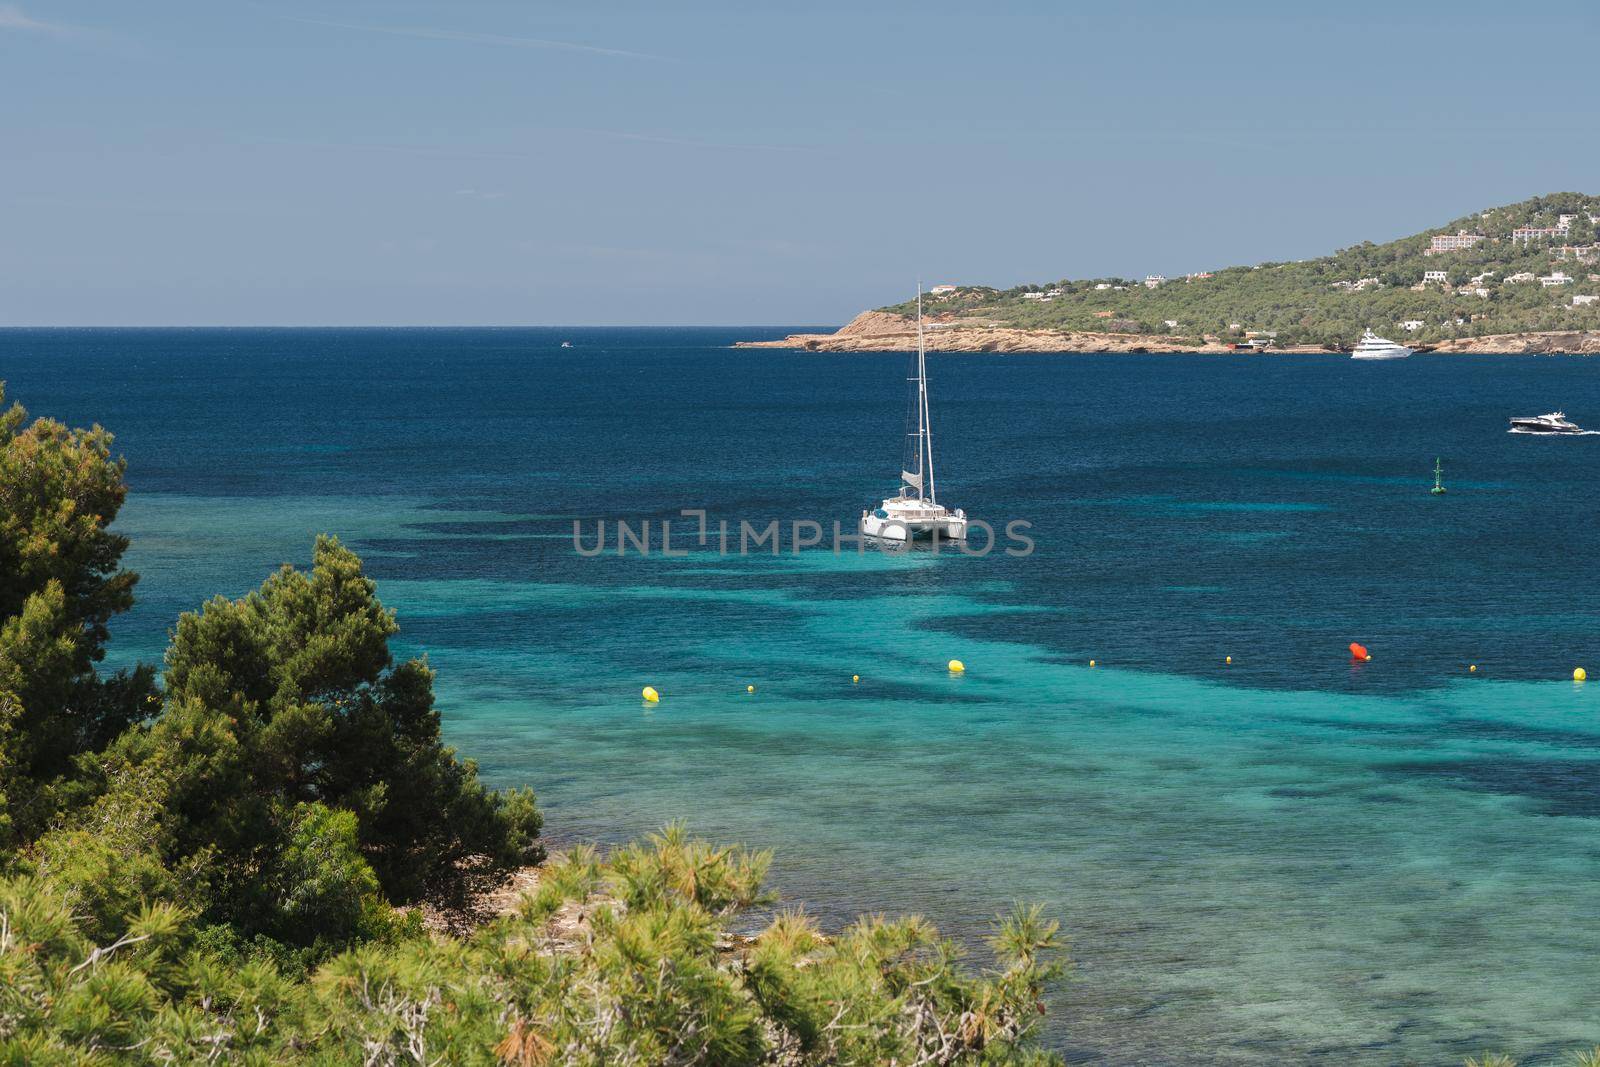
[4, 328, 1600, 1064]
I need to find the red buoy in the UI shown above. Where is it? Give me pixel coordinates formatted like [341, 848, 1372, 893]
[1349, 642, 1371, 662]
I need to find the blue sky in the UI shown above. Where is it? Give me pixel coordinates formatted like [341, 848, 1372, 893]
[4, 1, 1597, 325]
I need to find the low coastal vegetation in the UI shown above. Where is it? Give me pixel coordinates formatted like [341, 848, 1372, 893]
[0, 381, 1065, 1063]
[884, 193, 1600, 349]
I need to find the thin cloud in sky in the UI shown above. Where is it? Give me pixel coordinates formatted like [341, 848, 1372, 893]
[0, 3, 73, 33]
[239, 134, 540, 162]
[599, 131, 802, 153]
[242, 132, 796, 160]
[282, 15, 670, 61]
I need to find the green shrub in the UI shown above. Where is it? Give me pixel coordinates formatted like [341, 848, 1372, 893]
[0, 827, 1067, 1065]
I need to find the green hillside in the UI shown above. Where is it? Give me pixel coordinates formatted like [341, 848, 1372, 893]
[886, 193, 1600, 348]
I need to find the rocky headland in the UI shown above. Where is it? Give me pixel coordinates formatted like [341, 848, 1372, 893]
[736, 311, 1600, 355]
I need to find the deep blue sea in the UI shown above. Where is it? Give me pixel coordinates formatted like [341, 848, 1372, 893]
[5, 327, 1600, 1065]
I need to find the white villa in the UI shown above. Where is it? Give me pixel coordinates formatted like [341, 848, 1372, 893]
[1399, 320, 1426, 332]
[1540, 271, 1574, 287]
[929, 284, 958, 296]
[1574, 294, 1599, 306]
[1144, 274, 1166, 288]
[1423, 271, 1449, 284]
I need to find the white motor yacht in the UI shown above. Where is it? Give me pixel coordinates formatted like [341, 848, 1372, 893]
[1508, 411, 1586, 435]
[1350, 330, 1413, 360]
[860, 287, 968, 544]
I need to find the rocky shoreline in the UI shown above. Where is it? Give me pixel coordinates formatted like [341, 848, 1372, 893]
[736, 311, 1600, 355]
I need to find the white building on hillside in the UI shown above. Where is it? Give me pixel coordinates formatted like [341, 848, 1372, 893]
[929, 284, 958, 296]
[1144, 274, 1166, 288]
[1573, 294, 1598, 306]
[1423, 270, 1449, 284]
[1426, 231, 1486, 254]
[1400, 320, 1425, 331]
[1540, 271, 1574, 287]
[1513, 223, 1571, 242]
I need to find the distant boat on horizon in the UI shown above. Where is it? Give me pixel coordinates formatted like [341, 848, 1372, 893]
[1350, 330, 1413, 360]
[859, 286, 968, 544]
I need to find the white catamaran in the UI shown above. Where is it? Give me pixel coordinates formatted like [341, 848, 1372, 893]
[859, 287, 969, 543]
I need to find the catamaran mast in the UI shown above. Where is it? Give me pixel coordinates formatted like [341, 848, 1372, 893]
[900, 283, 938, 504]
[918, 287, 937, 505]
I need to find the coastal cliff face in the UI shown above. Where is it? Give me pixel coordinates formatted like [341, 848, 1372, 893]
[736, 312, 1600, 355]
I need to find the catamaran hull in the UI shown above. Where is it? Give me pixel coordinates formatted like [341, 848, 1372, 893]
[860, 515, 968, 543]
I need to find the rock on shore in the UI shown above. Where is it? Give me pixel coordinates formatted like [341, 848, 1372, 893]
[1427, 331, 1600, 354]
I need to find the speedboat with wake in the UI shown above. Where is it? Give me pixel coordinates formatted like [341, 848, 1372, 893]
[1350, 330, 1412, 360]
[859, 286, 968, 543]
[1508, 411, 1586, 435]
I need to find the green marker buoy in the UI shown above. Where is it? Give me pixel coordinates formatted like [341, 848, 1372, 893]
[1431, 457, 1446, 495]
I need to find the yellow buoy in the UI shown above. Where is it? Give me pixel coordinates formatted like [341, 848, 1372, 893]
[746, 684, 755, 693]
[1576, 668, 1588, 683]
[948, 659, 965, 674]
[642, 686, 659, 703]
[1469, 665, 1477, 673]
[851, 674, 859, 683]
[1225, 656, 1232, 665]
[1089, 659, 1096, 668]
